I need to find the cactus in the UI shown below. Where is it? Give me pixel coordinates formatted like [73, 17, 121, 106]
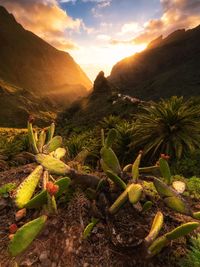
[109, 183, 143, 214]
[54, 147, 66, 160]
[147, 235, 168, 257]
[83, 218, 99, 239]
[147, 222, 199, 257]
[43, 136, 62, 154]
[109, 187, 129, 214]
[164, 196, 191, 215]
[46, 122, 55, 143]
[153, 177, 191, 215]
[106, 170, 126, 190]
[37, 130, 46, 153]
[159, 156, 172, 184]
[15, 166, 43, 208]
[105, 128, 118, 148]
[142, 201, 153, 213]
[100, 147, 121, 175]
[127, 184, 143, 205]
[27, 120, 39, 154]
[25, 177, 71, 209]
[74, 149, 89, 164]
[145, 211, 164, 244]
[192, 211, 200, 220]
[8, 215, 47, 256]
[165, 222, 199, 240]
[153, 177, 175, 197]
[132, 151, 142, 182]
[36, 154, 71, 175]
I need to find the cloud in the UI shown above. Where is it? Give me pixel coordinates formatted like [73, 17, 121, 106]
[111, 0, 200, 46]
[134, 0, 200, 44]
[0, 0, 81, 50]
[90, 0, 111, 18]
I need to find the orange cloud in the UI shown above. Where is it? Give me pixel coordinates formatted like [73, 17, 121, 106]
[0, 0, 81, 50]
[111, 0, 200, 46]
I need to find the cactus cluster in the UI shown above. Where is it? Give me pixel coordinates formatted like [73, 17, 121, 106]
[100, 129, 200, 257]
[7, 123, 200, 261]
[9, 119, 72, 257]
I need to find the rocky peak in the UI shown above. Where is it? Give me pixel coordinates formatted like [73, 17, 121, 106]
[92, 71, 111, 95]
[0, 6, 23, 31]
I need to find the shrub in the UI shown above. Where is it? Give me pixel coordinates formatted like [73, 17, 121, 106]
[180, 235, 200, 267]
[131, 97, 200, 162]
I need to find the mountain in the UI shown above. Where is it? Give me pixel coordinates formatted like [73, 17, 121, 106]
[0, 6, 92, 127]
[108, 25, 200, 100]
[58, 25, 200, 129]
[57, 71, 142, 130]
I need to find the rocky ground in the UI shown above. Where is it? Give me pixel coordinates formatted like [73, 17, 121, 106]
[0, 164, 199, 267]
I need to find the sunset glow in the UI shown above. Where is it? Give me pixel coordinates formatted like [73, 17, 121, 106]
[1, 0, 200, 81]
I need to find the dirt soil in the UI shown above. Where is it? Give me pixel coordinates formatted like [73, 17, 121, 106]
[0, 164, 199, 267]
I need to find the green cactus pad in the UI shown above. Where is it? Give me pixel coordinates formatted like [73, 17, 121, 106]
[132, 152, 142, 182]
[153, 177, 175, 197]
[54, 148, 66, 160]
[27, 121, 39, 154]
[164, 196, 191, 215]
[142, 201, 153, 213]
[192, 211, 200, 220]
[37, 130, 46, 153]
[25, 177, 71, 209]
[109, 188, 128, 214]
[147, 235, 168, 257]
[43, 136, 62, 154]
[106, 170, 126, 190]
[127, 184, 143, 204]
[9, 215, 47, 256]
[123, 164, 132, 172]
[83, 218, 99, 239]
[35, 154, 71, 175]
[159, 157, 172, 184]
[105, 128, 118, 148]
[100, 147, 121, 175]
[74, 149, 89, 164]
[100, 159, 110, 173]
[46, 122, 55, 143]
[145, 211, 164, 244]
[15, 166, 43, 208]
[165, 222, 200, 240]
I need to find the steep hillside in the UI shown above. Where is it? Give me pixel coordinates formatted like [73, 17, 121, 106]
[58, 71, 142, 130]
[0, 6, 92, 127]
[108, 25, 200, 100]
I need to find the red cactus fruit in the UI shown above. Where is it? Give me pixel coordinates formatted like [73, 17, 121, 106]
[9, 224, 18, 234]
[160, 154, 170, 160]
[46, 182, 59, 196]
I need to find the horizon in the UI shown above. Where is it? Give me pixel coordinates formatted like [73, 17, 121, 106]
[0, 0, 200, 81]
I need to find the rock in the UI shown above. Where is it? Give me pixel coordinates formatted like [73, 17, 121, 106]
[0, 198, 7, 210]
[15, 208, 27, 221]
[172, 181, 186, 194]
[39, 251, 49, 261]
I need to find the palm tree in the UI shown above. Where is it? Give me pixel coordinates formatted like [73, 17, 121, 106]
[131, 96, 200, 160]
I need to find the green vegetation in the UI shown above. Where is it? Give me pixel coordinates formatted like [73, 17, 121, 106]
[0, 182, 16, 198]
[2, 95, 200, 262]
[131, 96, 200, 160]
[180, 235, 200, 267]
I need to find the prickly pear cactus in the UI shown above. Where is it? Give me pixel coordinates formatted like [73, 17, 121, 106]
[35, 154, 71, 175]
[15, 166, 43, 208]
[9, 215, 47, 256]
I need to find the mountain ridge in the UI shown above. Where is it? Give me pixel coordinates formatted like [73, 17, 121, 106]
[108, 25, 200, 100]
[0, 5, 92, 127]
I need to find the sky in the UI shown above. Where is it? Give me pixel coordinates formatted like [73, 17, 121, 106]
[1, 0, 200, 81]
